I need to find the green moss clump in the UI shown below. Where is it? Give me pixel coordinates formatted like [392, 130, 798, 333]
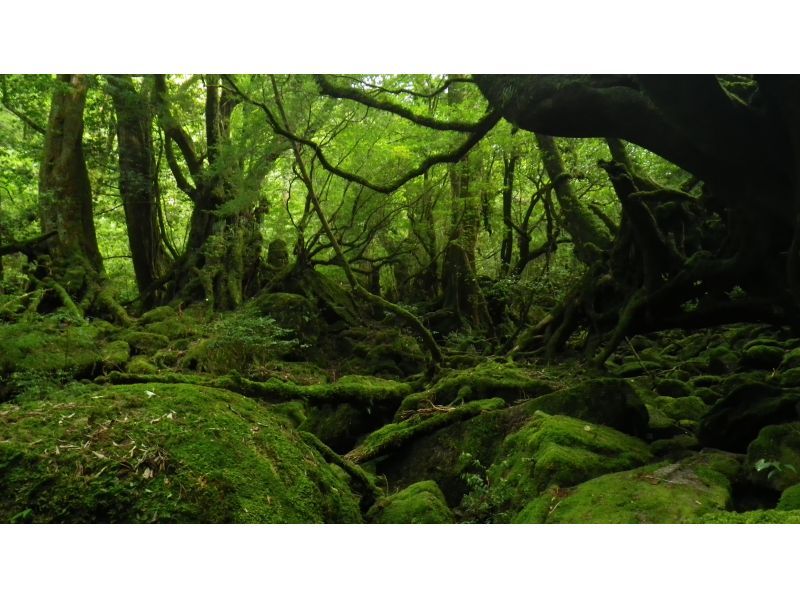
[524, 452, 738, 523]
[0, 383, 362, 523]
[101, 340, 130, 370]
[745, 423, 800, 492]
[612, 360, 662, 378]
[479, 412, 652, 519]
[0, 317, 102, 377]
[347, 398, 506, 464]
[694, 509, 800, 523]
[693, 387, 722, 406]
[119, 331, 170, 355]
[781, 347, 800, 370]
[367, 480, 454, 523]
[691, 375, 723, 388]
[777, 483, 800, 511]
[138, 306, 177, 324]
[740, 345, 784, 370]
[398, 361, 553, 413]
[779, 367, 800, 388]
[126, 356, 158, 375]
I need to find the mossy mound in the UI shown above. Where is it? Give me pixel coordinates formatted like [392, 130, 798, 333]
[698, 382, 800, 452]
[515, 451, 739, 523]
[777, 483, 800, 510]
[654, 379, 692, 398]
[367, 480, 454, 523]
[651, 395, 708, 422]
[398, 361, 554, 414]
[476, 412, 651, 519]
[740, 345, 784, 370]
[0, 317, 103, 378]
[100, 340, 130, 371]
[336, 326, 427, 377]
[745, 423, 800, 492]
[0, 383, 362, 523]
[612, 360, 662, 378]
[779, 367, 800, 387]
[126, 356, 158, 375]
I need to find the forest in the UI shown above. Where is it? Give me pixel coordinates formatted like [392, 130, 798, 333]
[2, 73, 800, 524]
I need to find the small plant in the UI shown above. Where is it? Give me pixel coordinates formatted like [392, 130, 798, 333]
[754, 458, 797, 480]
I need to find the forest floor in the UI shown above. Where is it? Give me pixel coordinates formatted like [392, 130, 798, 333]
[2, 293, 800, 523]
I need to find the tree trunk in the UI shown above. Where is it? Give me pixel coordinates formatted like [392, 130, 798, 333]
[107, 75, 171, 308]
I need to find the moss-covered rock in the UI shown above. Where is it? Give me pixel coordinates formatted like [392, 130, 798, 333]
[654, 379, 692, 398]
[698, 382, 800, 452]
[126, 356, 158, 375]
[693, 387, 722, 406]
[475, 412, 651, 520]
[777, 483, 800, 511]
[651, 395, 708, 422]
[745, 423, 800, 492]
[515, 451, 739, 524]
[781, 347, 800, 370]
[119, 331, 170, 355]
[704, 346, 739, 374]
[779, 367, 800, 388]
[740, 345, 784, 370]
[138, 305, 177, 325]
[691, 375, 723, 389]
[650, 434, 700, 458]
[101, 340, 130, 370]
[336, 326, 427, 377]
[0, 383, 362, 523]
[612, 360, 661, 378]
[0, 317, 102, 378]
[367, 480, 454, 523]
[398, 360, 553, 414]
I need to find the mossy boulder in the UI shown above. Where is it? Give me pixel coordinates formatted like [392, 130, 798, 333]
[398, 361, 554, 414]
[693, 387, 722, 406]
[612, 360, 661, 378]
[779, 367, 800, 388]
[336, 326, 427, 377]
[650, 434, 700, 458]
[691, 375, 723, 389]
[138, 306, 177, 325]
[126, 356, 158, 375]
[477, 412, 652, 519]
[698, 382, 800, 452]
[0, 318, 103, 378]
[781, 347, 800, 370]
[740, 345, 784, 370]
[515, 451, 739, 524]
[100, 340, 130, 370]
[651, 395, 708, 422]
[745, 423, 800, 492]
[654, 378, 692, 398]
[0, 383, 362, 523]
[367, 480, 454, 524]
[777, 483, 800, 510]
[704, 346, 739, 374]
[119, 331, 170, 355]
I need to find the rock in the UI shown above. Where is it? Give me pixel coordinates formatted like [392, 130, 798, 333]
[612, 360, 661, 378]
[777, 483, 800, 511]
[691, 375, 723, 388]
[367, 480, 454, 523]
[704, 346, 738, 374]
[650, 434, 700, 459]
[138, 306, 177, 325]
[698, 382, 800, 452]
[651, 395, 708, 422]
[694, 509, 800, 523]
[515, 451, 739, 523]
[474, 412, 651, 519]
[781, 347, 800, 370]
[0, 383, 362, 522]
[693, 387, 722, 406]
[336, 326, 426, 377]
[745, 423, 800, 492]
[780, 367, 800, 387]
[740, 345, 784, 370]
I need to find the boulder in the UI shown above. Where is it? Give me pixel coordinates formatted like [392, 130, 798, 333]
[367, 480, 454, 523]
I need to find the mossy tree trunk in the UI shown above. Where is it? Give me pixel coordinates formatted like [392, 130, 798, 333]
[107, 75, 172, 309]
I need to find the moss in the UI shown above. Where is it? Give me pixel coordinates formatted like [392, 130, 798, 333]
[698, 381, 799, 452]
[477, 412, 652, 519]
[367, 480, 454, 523]
[740, 345, 784, 370]
[779, 367, 800, 387]
[612, 360, 661, 378]
[691, 375, 723, 388]
[126, 356, 158, 375]
[300, 402, 379, 453]
[654, 379, 692, 397]
[249, 361, 330, 385]
[398, 360, 553, 414]
[777, 484, 800, 510]
[694, 509, 800, 523]
[693, 387, 722, 405]
[346, 398, 506, 464]
[745, 423, 800, 492]
[781, 347, 800, 370]
[650, 434, 700, 458]
[336, 326, 427, 377]
[742, 337, 784, 352]
[0, 383, 362, 523]
[651, 395, 708, 422]
[119, 331, 170, 355]
[100, 340, 130, 370]
[269, 401, 307, 428]
[525, 452, 738, 523]
[143, 318, 199, 341]
[0, 318, 102, 377]
[678, 333, 712, 360]
[138, 306, 177, 324]
[249, 292, 321, 345]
